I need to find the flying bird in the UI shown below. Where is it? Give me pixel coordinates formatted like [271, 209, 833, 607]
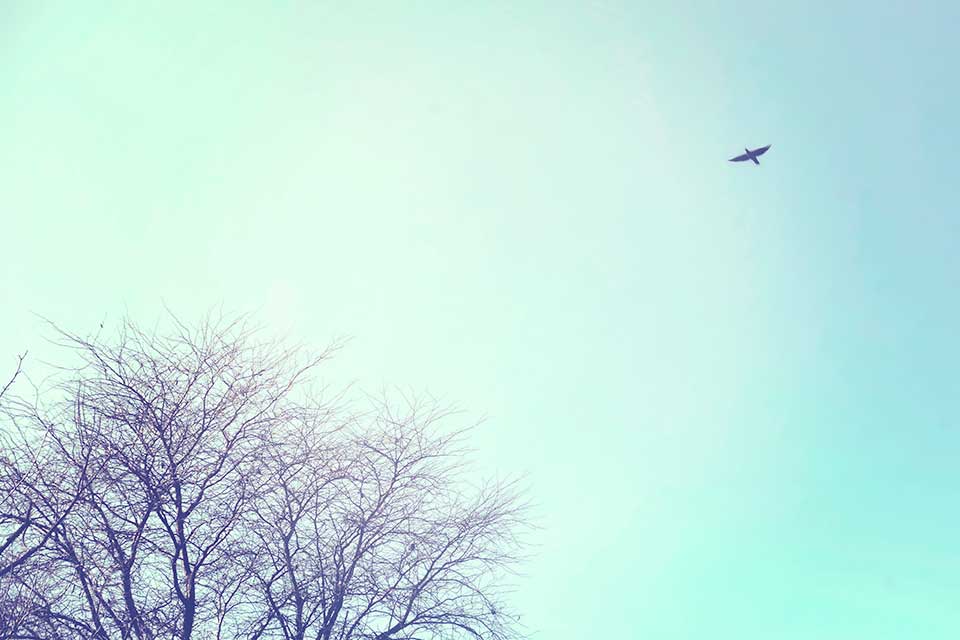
[729, 145, 771, 165]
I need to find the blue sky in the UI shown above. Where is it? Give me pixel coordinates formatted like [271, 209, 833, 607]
[2, 2, 960, 637]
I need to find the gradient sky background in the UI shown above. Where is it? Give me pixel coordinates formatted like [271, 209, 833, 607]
[3, 1, 960, 637]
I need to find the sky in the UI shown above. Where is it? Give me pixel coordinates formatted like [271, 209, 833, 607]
[2, 1, 960, 637]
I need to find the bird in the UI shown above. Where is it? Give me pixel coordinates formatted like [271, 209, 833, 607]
[729, 144, 771, 165]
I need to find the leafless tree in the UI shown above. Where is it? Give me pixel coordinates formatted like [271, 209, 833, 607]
[1, 351, 97, 640]
[0, 316, 529, 640]
[0, 352, 29, 574]
[242, 397, 526, 640]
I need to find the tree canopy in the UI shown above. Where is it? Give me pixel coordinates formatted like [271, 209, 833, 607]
[0, 317, 527, 640]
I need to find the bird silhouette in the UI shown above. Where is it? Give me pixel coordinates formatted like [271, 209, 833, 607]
[729, 144, 771, 165]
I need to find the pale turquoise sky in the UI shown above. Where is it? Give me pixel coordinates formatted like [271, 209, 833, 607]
[3, 2, 960, 637]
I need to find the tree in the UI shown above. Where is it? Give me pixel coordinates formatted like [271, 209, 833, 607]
[1, 350, 97, 640]
[0, 352, 33, 578]
[0, 316, 528, 640]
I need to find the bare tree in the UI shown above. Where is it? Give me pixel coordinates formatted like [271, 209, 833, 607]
[0, 316, 529, 640]
[244, 397, 526, 640]
[0, 352, 32, 577]
[1, 351, 99, 640]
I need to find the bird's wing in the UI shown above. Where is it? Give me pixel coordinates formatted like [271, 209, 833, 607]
[728, 153, 751, 162]
[751, 144, 771, 157]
